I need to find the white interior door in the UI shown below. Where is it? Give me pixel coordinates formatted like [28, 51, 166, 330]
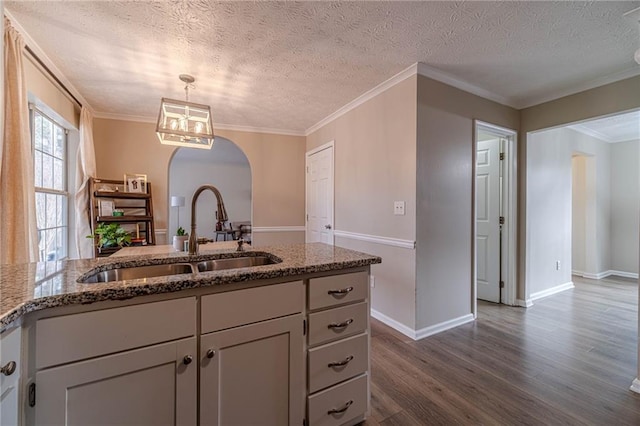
[476, 138, 501, 303]
[306, 144, 334, 244]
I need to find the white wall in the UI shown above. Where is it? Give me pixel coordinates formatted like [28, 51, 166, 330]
[529, 126, 621, 293]
[168, 138, 251, 240]
[610, 140, 640, 274]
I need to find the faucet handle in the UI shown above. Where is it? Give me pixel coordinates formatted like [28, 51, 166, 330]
[236, 238, 245, 252]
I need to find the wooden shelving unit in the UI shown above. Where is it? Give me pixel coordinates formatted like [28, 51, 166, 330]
[89, 178, 156, 257]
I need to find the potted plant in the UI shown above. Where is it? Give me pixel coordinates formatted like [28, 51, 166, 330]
[87, 223, 132, 250]
[173, 226, 189, 251]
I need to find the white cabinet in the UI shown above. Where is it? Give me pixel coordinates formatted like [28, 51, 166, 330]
[32, 297, 198, 425]
[1, 326, 21, 426]
[200, 280, 304, 425]
[306, 271, 370, 426]
[35, 338, 197, 425]
[200, 314, 304, 425]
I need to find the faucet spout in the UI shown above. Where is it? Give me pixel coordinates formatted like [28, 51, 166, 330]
[188, 185, 228, 255]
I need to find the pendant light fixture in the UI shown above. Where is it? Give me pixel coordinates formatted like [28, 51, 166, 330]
[156, 74, 215, 149]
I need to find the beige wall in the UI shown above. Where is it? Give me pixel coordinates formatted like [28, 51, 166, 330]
[24, 55, 79, 129]
[307, 75, 418, 330]
[93, 118, 306, 245]
[415, 75, 519, 329]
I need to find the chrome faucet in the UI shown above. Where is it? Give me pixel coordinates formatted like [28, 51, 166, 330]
[188, 185, 228, 255]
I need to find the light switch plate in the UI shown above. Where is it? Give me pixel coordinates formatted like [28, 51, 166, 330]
[394, 201, 405, 215]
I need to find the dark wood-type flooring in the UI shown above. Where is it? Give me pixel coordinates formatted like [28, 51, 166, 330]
[364, 275, 640, 425]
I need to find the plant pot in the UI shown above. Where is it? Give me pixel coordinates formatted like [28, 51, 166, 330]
[173, 235, 189, 251]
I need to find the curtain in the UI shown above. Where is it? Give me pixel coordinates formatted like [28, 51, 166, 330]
[0, 18, 38, 264]
[74, 106, 96, 258]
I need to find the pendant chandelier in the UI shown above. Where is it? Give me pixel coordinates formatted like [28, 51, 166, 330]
[156, 74, 215, 150]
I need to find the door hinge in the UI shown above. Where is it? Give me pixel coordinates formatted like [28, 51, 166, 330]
[303, 319, 307, 336]
[306, 166, 309, 173]
[499, 216, 505, 225]
[306, 214, 309, 222]
[500, 152, 505, 160]
[500, 281, 505, 289]
[28, 382, 36, 407]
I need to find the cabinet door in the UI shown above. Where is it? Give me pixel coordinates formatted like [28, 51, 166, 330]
[1, 326, 21, 426]
[200, 314, 304, 426]
[35, 337, 197, 426]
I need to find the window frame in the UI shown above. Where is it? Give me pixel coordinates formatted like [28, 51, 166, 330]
[30, 105, 70, 262]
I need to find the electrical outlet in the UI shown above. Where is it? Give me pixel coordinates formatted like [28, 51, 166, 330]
[394, 201, 405, 216]
[556, 260, 561, 270]
[370, 275, 375, 288]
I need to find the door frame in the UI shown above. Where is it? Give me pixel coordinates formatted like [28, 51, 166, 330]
[305, 140, 335, 245]
[473, 121, 518, 315]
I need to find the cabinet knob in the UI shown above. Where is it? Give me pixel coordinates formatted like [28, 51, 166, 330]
[182, 355, 193, 365]
[1, 360, 16, 376]
[206, 349, 216, 359]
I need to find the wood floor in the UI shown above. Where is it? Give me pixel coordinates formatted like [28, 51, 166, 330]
[364, 275, 640, 425]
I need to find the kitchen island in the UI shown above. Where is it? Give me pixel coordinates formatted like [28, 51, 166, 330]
[0, 243, 380, 426]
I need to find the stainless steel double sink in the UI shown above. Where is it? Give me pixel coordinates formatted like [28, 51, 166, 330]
[79, 255, 278, 284]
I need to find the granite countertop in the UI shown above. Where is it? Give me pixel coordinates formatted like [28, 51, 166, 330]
[0, 243, 381, 331]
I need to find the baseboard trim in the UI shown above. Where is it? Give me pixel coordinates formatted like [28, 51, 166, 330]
[573, 269, 638, 280]
[530, 281, 574, 302]
[334, 230, 415, 249]
[516, 298, 533, 308]
[370, 309, 417, 340]
[252, 226, 305, 233]
[630, 378, 640, 394]
[415, 314, 475, 340]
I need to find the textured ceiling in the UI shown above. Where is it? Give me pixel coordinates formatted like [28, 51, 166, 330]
[5, 1, 640, 133]
[569, 110, 640, 143]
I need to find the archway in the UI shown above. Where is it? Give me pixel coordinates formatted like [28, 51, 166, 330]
[168, 137, 252, 241]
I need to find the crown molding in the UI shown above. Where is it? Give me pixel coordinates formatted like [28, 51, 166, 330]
[93, 112, 156, 124]
[517, 66, 640, 109]
[94, 112, 306, 137]
[567, 124, 614, 143]
[305, 63, 419, 135]
[214, 123, 305, 137]
[415, 62, 515, 107]
[5, 10, 93, 113]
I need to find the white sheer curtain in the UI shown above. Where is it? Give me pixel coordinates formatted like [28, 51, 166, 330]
[0, 18, 38, 264]
[74, 106, 96, 258]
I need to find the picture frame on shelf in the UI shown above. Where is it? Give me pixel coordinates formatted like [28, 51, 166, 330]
[98, 199, 115, 217]
[124, 173, 147, 193]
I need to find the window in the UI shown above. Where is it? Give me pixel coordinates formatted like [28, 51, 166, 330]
[31, 107, 68, 261]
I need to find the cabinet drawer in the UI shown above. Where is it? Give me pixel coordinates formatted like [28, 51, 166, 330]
[308, 374, 367, 426]
[309, 271, 368, 311]
[309, 333, 368, 393]
[36, 297, 196, 369]
[308, 302, 368, 347]
[201, 281, 303, 334]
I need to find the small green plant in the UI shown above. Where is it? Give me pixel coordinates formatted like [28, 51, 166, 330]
[176, 226, 187, 236]
[87, 223, 132, 248]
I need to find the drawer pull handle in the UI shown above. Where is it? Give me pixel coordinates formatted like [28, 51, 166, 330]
[328, 318, 354, 329]
[327, 286, 353, 296]
[1, 361, 16, 376]
[183, 355, 193, 365]
[328, 400, 353, 415]
[206, 349, 216, 359]
[328, 355, 354, 368]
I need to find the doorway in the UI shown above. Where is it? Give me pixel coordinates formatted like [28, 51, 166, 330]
[474, 121, 517, 310]
[305, 141, 334, 245]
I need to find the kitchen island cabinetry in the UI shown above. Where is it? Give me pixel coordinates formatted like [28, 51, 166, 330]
[0, 243, 381, 425]
[0, 325, 21, 426]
